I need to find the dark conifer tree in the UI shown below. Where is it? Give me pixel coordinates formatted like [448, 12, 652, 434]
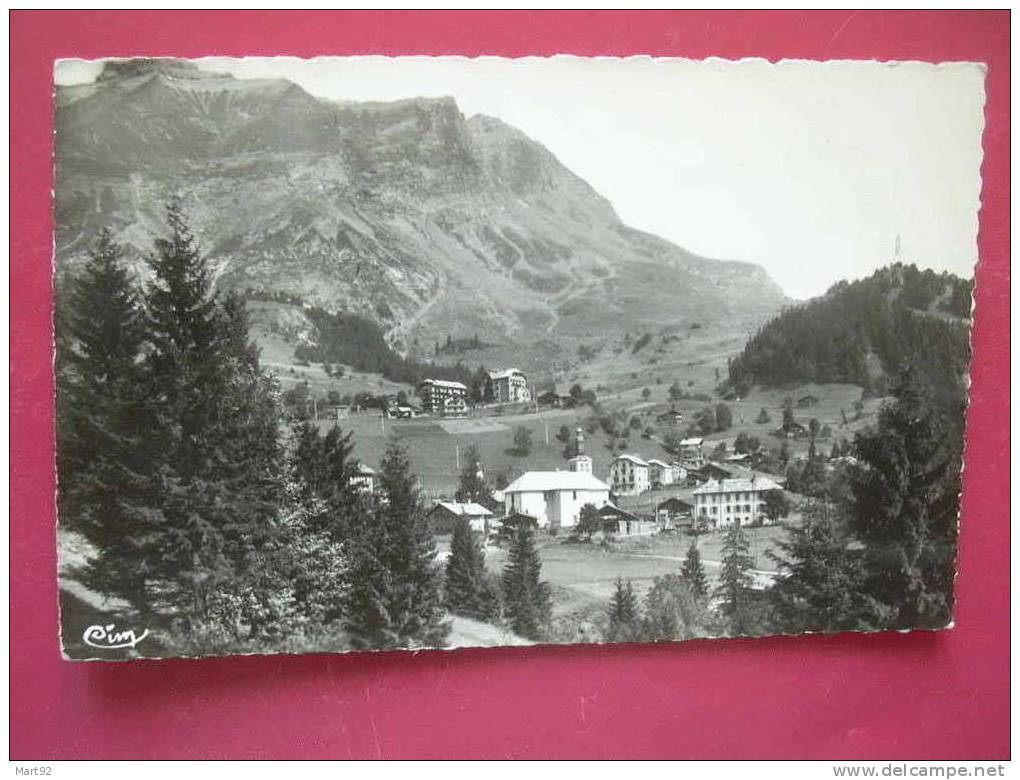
[680, 543, 709, 599]
[345, 439, 449, 649]
[319, 424, 362, 535]
[847, 367, 963, 629]
[501, 523, 552, 640]
[444, 518, 499, 622]
[142, 199, 282, 628]
[292, 421, 325, 494]
[455, 444, 488, 504]
[606, 578, 641, 642]
[714, 524, 758, 636]
[768, 502, 871, 634]
[56, 229, 153, 613]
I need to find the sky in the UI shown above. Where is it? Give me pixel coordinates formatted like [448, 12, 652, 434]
[56, 56, 986, 300]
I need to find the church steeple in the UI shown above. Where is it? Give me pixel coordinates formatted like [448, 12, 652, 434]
[568, 428, 592, 474]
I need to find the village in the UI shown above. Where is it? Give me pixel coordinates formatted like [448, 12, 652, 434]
[305, 364, 869, 638]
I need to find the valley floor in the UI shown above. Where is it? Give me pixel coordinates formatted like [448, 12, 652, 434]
[310, 381, 885, 498]
[436, 522, 797, 645]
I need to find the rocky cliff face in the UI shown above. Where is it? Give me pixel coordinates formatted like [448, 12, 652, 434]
[55, 58, 787, 354]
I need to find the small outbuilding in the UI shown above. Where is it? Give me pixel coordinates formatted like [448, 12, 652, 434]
[425, 501, 494, 535]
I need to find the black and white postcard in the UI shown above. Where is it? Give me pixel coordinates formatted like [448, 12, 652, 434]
[53, 56, 984, 660]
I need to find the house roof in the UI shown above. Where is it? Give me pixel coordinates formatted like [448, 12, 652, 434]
[487, 368, 525, 380]
[597, 504, 643, 522]
[693, 476, 782, 496]
[503, 471, 611, 494]
[680, 437, 704, 446]
[613, 453, 649, 467]
[354, 463, 376, 475]
[432, 501, 494, 517]
[657, 409, 684, 418]
[419, 378, 468, 391]
[658, 496, 694, 509]
[704, 460, 751, 476]
[646, 458, 672, 468]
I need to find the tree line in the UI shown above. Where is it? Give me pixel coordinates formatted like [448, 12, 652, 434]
[294, 306, 486, 391]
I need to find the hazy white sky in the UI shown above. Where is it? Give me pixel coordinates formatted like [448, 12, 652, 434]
[57, 56, 986, 299]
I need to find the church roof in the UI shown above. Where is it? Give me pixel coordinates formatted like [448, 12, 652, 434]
[503, 471, 610, 494]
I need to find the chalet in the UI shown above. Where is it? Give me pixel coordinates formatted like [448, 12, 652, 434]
[485, 368, 531, 404]
[497, 512, 539, 541]
[700, 460, 757, 482]
[418, 379, 469, 415]
[678, 437, 705, 465]
[597, 504, 657, 536]
[776, 421, 809, 439]
[385, 402, 418, 419]
[656, 408, 685, 426]
[426, 501, 494, 535]
[796, 394, 820, 408]
[647, 458, 684, 488]
[349, 463, 376, 494]
[609, 454, 650, 496]
[655, 496, 695, 528]
[537, 391, 568, 409]
[692, 474, 783, 528]
[503, 471, 612, 530]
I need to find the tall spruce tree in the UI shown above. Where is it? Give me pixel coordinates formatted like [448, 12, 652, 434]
[56, 229, 153, 613]
[319, 424, 363, 539]
[444, 518, 500, 622]
[680, 543, 709, 599]
[606, 578, 641, 642]
[345, 439, 449, 649]
[292, 421, 326, 494]
[847, 366, 963, 629]
[142, 199, 282, 631]
[455, 444, 488, 504]
[768, 502, 871, 634]
[714, 524, 758, 636]
[501, 523, 552, 640]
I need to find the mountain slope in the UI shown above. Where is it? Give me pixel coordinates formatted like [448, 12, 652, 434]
[55, 58, 787, 362]
[726, 263, 972, 397]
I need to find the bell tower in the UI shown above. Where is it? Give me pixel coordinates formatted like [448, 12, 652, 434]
[568, 428, 592, 474]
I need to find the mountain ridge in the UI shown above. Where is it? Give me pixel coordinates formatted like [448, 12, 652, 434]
[54, 58, 789, 362]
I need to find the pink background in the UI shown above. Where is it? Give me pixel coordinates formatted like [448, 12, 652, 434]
[10, 11, 1009, 760]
